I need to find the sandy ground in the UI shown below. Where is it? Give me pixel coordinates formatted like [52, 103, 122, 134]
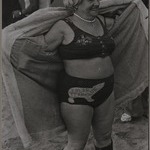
[2, 111, 148, 150]
[2, 81, 148, 150]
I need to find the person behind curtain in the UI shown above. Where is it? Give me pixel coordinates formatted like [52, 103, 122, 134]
[2, 0, 20, 28]
[44, 0, 116, 149]
[2, 0, 39, 28]
[39, 0, 63, 8]
[39, 0, 52, 8]
[12, 0, 39, 22]
[51, 0, 64, 7]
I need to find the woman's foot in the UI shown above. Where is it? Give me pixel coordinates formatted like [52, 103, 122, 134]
[121, 113, 132, 122]
[95, 140, 113, 150]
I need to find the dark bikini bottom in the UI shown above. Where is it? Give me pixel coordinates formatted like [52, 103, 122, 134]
[58, 72, 114, 108]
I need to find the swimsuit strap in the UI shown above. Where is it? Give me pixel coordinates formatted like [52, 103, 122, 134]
[96, 16, 108, 34]
[62, 18, 78, 32]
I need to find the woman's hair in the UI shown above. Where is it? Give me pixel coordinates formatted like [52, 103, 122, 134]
[63, 0, 83, 8]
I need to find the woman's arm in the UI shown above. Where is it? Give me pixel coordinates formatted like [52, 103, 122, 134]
[98, 0, 133, 30]
[99, 0, 132, 8]
[44, 20, 65, 51]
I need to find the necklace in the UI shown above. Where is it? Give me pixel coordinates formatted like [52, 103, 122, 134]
[74, 13, 96, 23]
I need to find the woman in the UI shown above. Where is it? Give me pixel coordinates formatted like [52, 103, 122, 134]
[44, 0, 115, 150]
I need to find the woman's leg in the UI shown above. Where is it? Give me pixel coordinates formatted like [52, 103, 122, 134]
[61, 102, 93, 150]
[92, 91, 115, 149]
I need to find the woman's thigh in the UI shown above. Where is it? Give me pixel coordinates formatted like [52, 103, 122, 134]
[92, 91, 115, 147]
[60, 103, 93, 144]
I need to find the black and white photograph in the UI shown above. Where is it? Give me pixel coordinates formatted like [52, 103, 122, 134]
[2, 0, 149, 150]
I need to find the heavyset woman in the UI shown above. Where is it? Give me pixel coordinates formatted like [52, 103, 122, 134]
[2, 0, 148, 149]
[44, 0, 115, 149]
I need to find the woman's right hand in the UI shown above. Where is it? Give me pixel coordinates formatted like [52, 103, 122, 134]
[99, 0, 132, 8]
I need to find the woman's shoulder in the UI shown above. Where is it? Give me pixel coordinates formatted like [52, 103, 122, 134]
[53, 19, 67, 29]
[53, 18, 72, 32]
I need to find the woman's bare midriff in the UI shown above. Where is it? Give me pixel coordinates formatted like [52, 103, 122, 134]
[63, 56, 114, 79]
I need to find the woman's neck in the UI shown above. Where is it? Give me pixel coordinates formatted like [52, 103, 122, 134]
[74, 11, 95, 22]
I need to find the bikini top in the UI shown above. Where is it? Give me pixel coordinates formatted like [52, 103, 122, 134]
[58, 17, 115, 60]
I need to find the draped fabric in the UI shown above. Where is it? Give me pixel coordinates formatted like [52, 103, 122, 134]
[2, 7, 71, 148]
[109, 0, 148, 106]
[2, 0, 148, 148]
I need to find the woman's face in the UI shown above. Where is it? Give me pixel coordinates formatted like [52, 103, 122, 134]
[77, 0, 100, 17]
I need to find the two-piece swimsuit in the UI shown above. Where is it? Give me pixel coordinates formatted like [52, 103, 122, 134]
[58, 17, 115, 108]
